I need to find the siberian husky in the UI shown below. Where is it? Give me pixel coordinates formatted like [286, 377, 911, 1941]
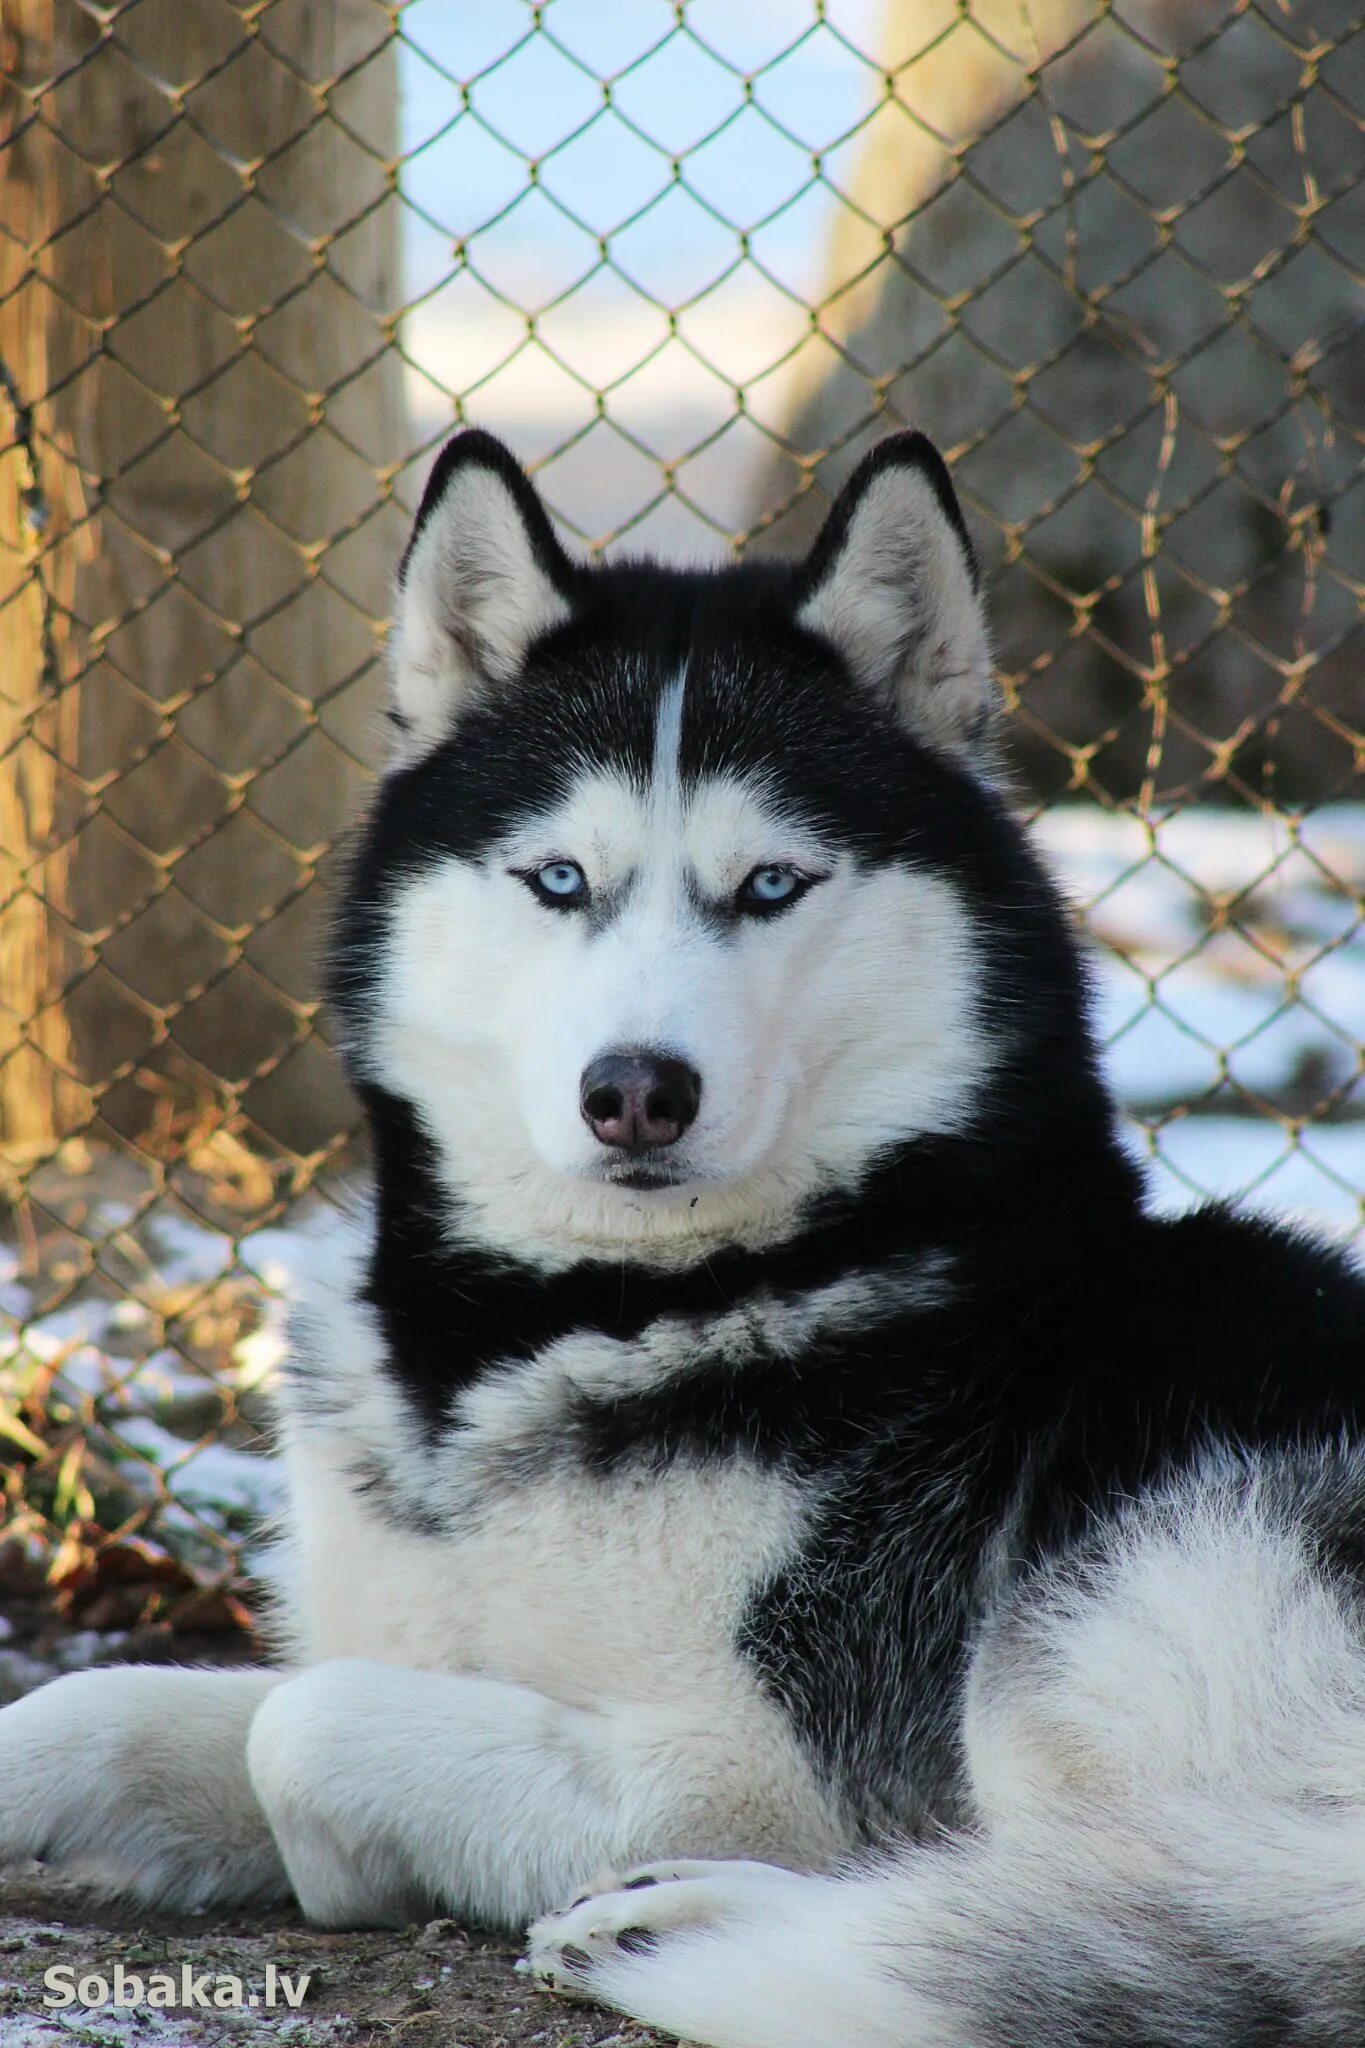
[3, 428, 1364, 2048]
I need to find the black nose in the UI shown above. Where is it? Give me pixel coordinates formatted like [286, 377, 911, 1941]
[580, 1051, 702, 1152]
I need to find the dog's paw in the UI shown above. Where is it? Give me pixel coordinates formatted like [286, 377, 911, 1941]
[0, 1674, 108, 1870]
[523, 1859, 810, 1999]
[524, 1878, 708, 1997]
[0, 1666, 284, 1907]
[554, 1857, 764, 1913]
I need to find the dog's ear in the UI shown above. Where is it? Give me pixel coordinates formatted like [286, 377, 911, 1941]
[388, 431, 579, 765]
[797, 434, 994, 761]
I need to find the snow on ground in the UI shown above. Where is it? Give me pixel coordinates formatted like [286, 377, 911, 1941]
[1035, 803, 1364, 1241]
[1, 802, 1361, 1540]
[0, 1998, 348, 2047]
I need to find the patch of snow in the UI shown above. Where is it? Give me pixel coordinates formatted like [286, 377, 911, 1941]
[108, 1299, 152, 1331]
[46, 1345, 212, 1421]
[1097, 967, 1358, 1107]
[1, 2012, 353, 2046]
[1038, 803, 1363, 1243]
[141, 1213, 235, 1287]
[0, 1650, 57, 1699]
[1127, 1115, 1365, 1239]
[235, 1227, 309, 1292]
[232, 1296, 291, 1394]
[48, 1629, 128, 1671]
[116, 1422, 282, 1524]
[0, 1279, 34, 1318]
[3, 1299, 117, 1362]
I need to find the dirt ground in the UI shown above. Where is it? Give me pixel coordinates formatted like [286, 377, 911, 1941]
[0, 1873, 666, 2048]
[0, 1645, 665, 2048]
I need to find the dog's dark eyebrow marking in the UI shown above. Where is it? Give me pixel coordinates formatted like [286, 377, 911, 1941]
[683, 868, 743, 936]
[583, 872, 634, 936]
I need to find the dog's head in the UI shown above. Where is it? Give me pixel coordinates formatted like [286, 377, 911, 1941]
[333, 430, 1078, 1265]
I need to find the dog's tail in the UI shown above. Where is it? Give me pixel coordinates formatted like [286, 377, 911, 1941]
[573, 1791, 1365, 2048]
[546, 1453, 1365, 2047]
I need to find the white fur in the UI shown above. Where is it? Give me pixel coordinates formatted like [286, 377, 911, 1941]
[247, 1661, 843, 1930]
[799, 465, 993, 760]
[279, 1401, 811, 1701]
[963, 1460, 1365, 1825]
[527, 1473, 1365, 2047]
[0, 1668, 286, 1908]
[246, 1237, 852, 1926]
[528, 1861, 939, 2048]
[651, 669, 688, 797]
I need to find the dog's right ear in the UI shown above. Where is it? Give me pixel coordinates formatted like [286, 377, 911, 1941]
[387, 431, 580, 766]
[796, 433, 993, 763]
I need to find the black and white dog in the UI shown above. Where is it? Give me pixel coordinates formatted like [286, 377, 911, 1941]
[3, 430, 1364, 2048]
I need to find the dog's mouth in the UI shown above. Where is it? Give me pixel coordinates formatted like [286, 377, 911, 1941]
[594, 1151, 690, 1193]
[610, 1165, 683, 1192]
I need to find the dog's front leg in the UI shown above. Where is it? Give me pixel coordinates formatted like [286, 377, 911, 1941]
[246, 1657, 830, 1930]
[0, 1666, 288, 1907]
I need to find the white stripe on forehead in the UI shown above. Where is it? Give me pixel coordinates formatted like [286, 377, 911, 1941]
[649, 671, 687, 815]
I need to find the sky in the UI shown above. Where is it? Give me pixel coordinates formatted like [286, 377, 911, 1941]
[391, 0, 889, 551]
[397, 0, 885, 303]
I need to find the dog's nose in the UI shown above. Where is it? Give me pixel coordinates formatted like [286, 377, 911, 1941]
[580, 1051, 701, 1152]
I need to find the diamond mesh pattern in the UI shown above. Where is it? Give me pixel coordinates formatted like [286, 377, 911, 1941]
[0, 0, 1360, 1630]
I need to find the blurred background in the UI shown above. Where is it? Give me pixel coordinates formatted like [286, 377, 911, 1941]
[0, 0, 1361, 1663]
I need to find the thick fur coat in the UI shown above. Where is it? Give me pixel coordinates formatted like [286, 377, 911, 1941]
[2, 429, 1363, 2048]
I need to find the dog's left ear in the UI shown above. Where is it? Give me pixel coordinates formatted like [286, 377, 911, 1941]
[388, 431, 580, 766]
[797, 434, 994, 760]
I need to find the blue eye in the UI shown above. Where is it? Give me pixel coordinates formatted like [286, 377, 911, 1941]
[738, 865, 807, 914]
[526, 860, 588, 908]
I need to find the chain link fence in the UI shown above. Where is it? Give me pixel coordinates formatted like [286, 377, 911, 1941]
[1, 0, 1361, 1654]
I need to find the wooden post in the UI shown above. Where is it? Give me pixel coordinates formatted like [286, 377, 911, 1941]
[0, 0, 88, 1162]
[0, 0, 403, 1165]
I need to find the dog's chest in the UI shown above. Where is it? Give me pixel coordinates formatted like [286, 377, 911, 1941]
[284, 1427, 807, 1707]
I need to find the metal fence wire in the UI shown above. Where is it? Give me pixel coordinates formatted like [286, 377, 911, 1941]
[0, 0, 1361, 1643]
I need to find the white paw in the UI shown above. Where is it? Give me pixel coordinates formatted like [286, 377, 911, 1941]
[523, 1859, 810, 1998]
[0, 1666, 284, 1908]
[0, 1672, 148, 1870]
